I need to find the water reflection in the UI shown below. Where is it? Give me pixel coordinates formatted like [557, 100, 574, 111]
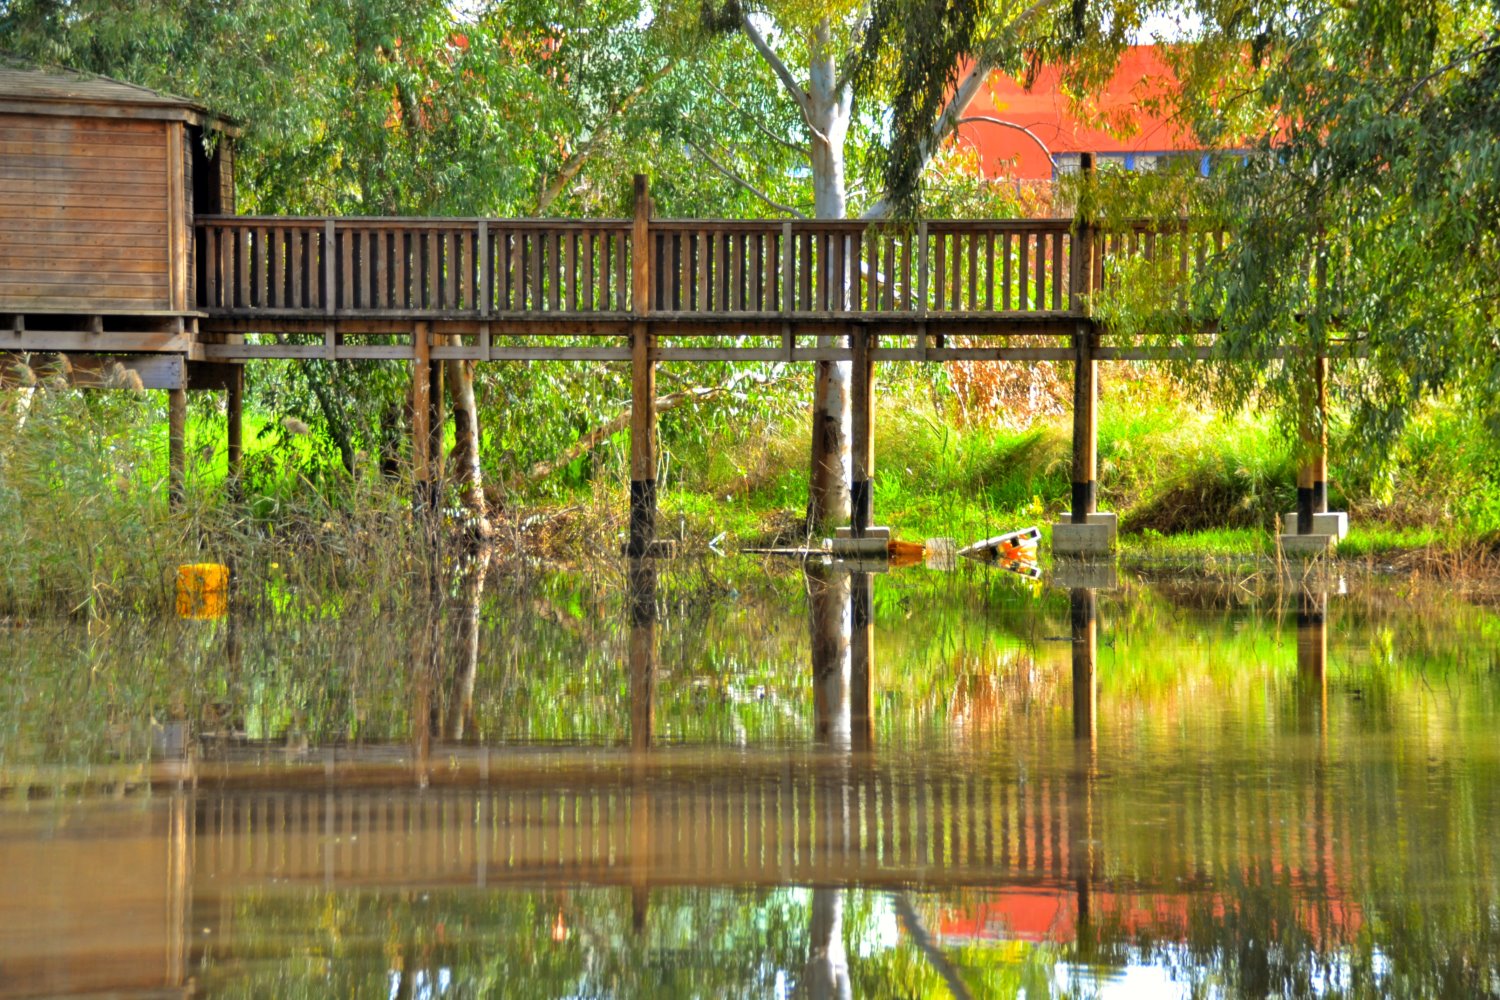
[1, 567, 1498, 997]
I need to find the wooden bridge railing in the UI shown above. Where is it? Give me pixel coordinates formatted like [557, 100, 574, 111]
[195, 215, 1219, 322]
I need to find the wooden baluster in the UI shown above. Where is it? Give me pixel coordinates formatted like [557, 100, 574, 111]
[949, 230, 962, 311]
[1052, 228, 1065, 310]
[732, 232, 746, 312]
[204, 226, 219, 309]
[933, 231, 946, 312]
[236, 228, 251, 310]
[339, 227, 354, 310]
[1002, 231, 1013, 310]
[750, 232, 764, 310]
[1035, 229, 1047, 312]
[581, 229, 594, 311]
[985, 232, 996, 311]
[966, 230, 977, 311]
[1018, 232, 1030, 310]
[615, 230, 628, 311]
[525, 231, 539, 310]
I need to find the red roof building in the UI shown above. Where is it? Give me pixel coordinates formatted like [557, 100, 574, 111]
[955, 45, 1232, 180]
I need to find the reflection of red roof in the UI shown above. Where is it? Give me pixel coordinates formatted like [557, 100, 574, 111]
[955, 46, 1203, 180]
[937, 886, 1361, 947]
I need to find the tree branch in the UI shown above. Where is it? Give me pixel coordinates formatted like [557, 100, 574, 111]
[741, 11, 812, 117]
[535, 61, 677, 213]
[696, 70, 811, 156]
[686, 139, 808, 217]
[860, 0, 1062, 219]
[1387, 37, 1500, 113]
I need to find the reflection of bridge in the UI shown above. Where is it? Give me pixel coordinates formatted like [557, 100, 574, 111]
[0, 575, 1361, 999]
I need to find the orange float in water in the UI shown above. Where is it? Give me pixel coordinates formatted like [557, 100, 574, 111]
[176, 563, 229, 619]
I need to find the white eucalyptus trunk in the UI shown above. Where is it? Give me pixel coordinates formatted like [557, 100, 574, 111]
[806, 19, 854, 528]
[444, 356, 490, 540]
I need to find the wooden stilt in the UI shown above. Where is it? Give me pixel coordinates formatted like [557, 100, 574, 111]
[1070, 587, 1096, 742]
[1313, 354, 1328, 513]
[226, 365, 243, 497]
[168, 387, 186, 508]
[850, 327, 875, 535]
[1296, 357, 1320, 533]
[412, 321, 432, 512]
[628, 174, 657, 558]
[1070, 323, 1098, 523]
[427, 340, 445, 500]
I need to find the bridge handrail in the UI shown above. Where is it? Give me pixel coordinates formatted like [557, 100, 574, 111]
[194, 215, 1227, 320]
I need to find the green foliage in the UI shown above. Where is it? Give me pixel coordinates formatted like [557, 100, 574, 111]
[1100, 0, 1500, 459]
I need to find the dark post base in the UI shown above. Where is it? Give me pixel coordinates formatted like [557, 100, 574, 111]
[1297, 486, 1315, 534]
[628, 479, 657, 558]
[850, 479, 873, 537]
[1071, 480, 1096, 524]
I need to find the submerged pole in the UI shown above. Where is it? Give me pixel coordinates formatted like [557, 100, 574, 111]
[168, 386, 186, 508]
[628, 174, 657, 558]
[850, 569, 874, 750]
[850, 328, 875, 535]
[1070, 587, 1097, 742]
[627, 554, 656, 933]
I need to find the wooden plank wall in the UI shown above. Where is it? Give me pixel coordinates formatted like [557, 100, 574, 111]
[0, 113, 173, 311]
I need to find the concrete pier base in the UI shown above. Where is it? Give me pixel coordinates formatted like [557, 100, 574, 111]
[834, 525, 891, 541]
[1284, 511, 1348, 541]
[1051, 512, 1117, 558]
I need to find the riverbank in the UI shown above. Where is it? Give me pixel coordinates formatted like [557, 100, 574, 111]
[2, 374, 1497, 617]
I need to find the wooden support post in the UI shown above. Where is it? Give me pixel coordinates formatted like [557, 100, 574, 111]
[226, 364, 243, 498]
[850, 327, 875, 535]
[1313, 353, 1328, 513]
[1069, 154, 1100, 527]
[412, 321, 433, 512]
[1295, 355, 1328, 533]
[1070, 587, 1097, 743]
[628, 174, 657, 558]
[427, 342, 445, 495]
[1071, 323, 1098, 523]
[168, 387, 186, 508]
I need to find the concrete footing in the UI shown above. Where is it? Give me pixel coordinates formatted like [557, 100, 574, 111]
[1284, 511, 1348, 540]
[834, 525, 891, 541]
[1051, 512, 1118, 558]
[828, 536, 890, 559]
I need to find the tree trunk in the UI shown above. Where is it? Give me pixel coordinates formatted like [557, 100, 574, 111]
[444, 352, 490, 539]
[805, 18, 854, 530]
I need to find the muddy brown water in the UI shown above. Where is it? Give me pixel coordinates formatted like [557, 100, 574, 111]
[1, 565, 1497, 998]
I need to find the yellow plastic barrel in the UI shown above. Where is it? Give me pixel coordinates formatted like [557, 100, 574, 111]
[176, 563, 229, 620]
